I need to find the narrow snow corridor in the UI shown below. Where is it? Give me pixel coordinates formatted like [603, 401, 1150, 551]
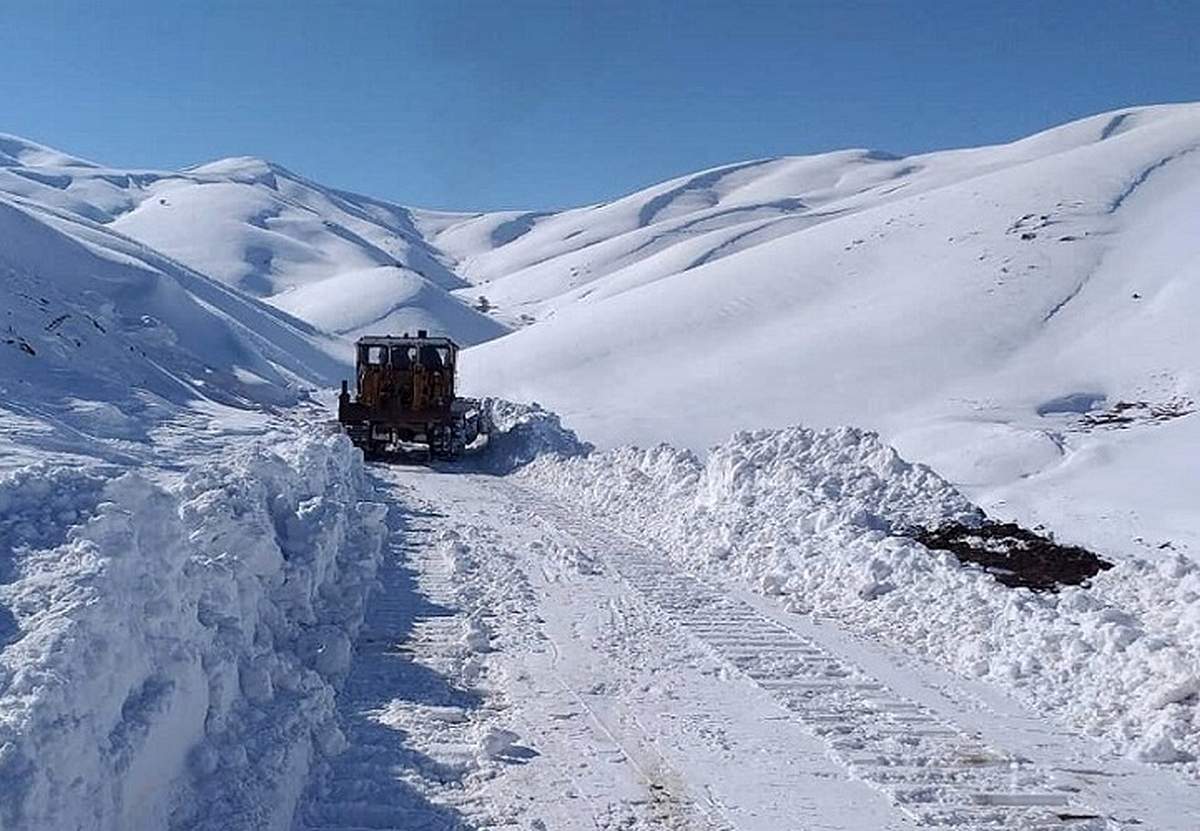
[294, 497, 481, 831]
[292, 466, 1200, 830]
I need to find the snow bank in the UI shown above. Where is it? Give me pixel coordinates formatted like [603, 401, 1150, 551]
[520, 425, 1200, 772]
[479, 399, 592, 474]
[0, 433, 386, 831]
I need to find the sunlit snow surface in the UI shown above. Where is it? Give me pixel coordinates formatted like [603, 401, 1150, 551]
[445, 104, 1200, 560]
[2, 106, 1200, 829]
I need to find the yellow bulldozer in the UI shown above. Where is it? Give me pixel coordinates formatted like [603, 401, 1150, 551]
[337, 331, 486, 460]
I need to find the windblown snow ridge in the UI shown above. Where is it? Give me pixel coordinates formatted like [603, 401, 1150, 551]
[519, 423, 1200, 770]
[0, 433, 386, 831]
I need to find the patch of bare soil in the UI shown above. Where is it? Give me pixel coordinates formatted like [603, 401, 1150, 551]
[1077, 397, 1194, 430]
[909, 522, 1113, 592]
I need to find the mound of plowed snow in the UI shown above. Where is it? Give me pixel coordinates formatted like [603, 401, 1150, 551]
[0, 433, 385, 831]
[481, 398, 593, 473]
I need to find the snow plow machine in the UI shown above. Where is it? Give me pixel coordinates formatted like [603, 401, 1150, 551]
[337, 331, 487, 461]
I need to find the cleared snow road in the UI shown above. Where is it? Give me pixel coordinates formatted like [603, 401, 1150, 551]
[294, 468, 1200, 830]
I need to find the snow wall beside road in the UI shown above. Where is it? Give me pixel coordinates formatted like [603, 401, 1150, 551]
[0, 434, 386, 831]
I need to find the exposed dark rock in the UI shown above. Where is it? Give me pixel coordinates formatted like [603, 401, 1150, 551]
[909, 521, 1113, 592]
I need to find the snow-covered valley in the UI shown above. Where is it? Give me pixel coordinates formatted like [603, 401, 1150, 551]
[2, 104, 1200, 829]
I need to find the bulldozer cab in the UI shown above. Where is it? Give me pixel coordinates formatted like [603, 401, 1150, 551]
[355, 333, 458, 417]
[338, 329, 484, 460]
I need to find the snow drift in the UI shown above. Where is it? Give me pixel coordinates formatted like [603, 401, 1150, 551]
[480, 398, 593, 474]
[520, 425, 1200, 771]
[0, 433, 385, 831]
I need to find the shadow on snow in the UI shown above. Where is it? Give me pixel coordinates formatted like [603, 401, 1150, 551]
[293, 496, 481, 831]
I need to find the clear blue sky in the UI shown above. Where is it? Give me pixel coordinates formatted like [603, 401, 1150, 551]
[2, 1, 1196, 210]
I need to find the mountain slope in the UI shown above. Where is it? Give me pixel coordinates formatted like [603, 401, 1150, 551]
[0, 141, 506, 352]
[425, 108, 1170, 325]
[454, 103, 1200, 558]
[0, 187, 355, 466]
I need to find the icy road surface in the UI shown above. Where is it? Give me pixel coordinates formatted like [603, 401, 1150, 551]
[294, 467, 1200, 830]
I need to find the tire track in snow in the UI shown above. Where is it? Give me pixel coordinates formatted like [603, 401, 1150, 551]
[298, 469, 740, 831]
[362, 469, 917, 830]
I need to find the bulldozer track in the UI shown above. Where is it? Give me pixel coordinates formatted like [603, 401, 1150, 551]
[504, 483, 1118, 830]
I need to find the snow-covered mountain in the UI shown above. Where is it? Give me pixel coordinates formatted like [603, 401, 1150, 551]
[449, 104, 1200, 559]
[0, 172, 346, 470]
[3, 105, 1198, 558]
[5, 107, 1200, 831]
[0, 139, 505, 359]
[0, 134, 507, 467]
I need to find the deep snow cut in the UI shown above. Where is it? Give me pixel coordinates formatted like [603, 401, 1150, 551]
[5, 107, 1199, 565]
[0, 433, 385, 831]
